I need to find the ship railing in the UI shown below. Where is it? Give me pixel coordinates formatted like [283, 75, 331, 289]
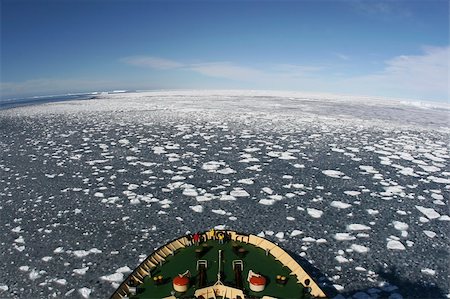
[246, 233, 327, 298]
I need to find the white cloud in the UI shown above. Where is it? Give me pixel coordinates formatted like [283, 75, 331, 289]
[121, 56, 184, 70]
[345, 46, 449, 100]
[189, 62, 265, 81]
[121, 55, 322, 82]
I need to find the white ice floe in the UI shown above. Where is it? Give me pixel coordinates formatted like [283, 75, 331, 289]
[182, 189, 198, 197]
[11, 226, 22, 233]
[55, 278, 67, 285]
[428, 176, 450, 184]
[322, 170, 345, 178]
[262, 187, 273, 194]
[78, 287, 92, 298]
[116, 266, 132, 273]
[415, 205, 441, 219]
[421, 268, 436, 275]
[171, 175, 186, 181]
[219, 194, 236, 201]
[216, 167, 236, 174]
[237, 178, 254, 185]
[334, 233, 356, 241]
[212, 209, 227, 215]
[230, 189, 250, 197]
[423, 230, 437, 238]
[347, 224, 371, 231]
[290, 230, 302, 237]
[392, 221, 409, 231]
[267, 151, 297, 160]
[359, 165, 378, 173]
[387, 240, 406, 250]
[335, 255, 349, 263]
[29, 269, 42, 280]
[275, 232, 285, 239]
[344, 191, 361, 196]
[350, 244, 370, 253]
[259, 199, 275, 205]
[73, 267, 89, 275]
[189, 205, 204, 213]
[431, 193, 444, 200]
[202, 161, 224, 171]
[0, 285, 8, 291]
[195, 195, 214, 202]
[418, 165, 440, 172]
[366, 209, 379, 215]
[307, 208, 323, 218]
[331, 201, 352, 209]
[53, 247, 64, 254]
[100, 272, 124, 282]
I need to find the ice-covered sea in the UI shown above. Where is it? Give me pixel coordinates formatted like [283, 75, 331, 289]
[0, 90, 449, 299]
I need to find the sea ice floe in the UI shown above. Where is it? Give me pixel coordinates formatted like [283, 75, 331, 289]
[290, 230, 302, 237]
[335, 255, 349, 263]
[334, 233, 356, 241]
[237, 178, 254, 185]
[350, 244, 370, 253]
[387, 240, 406, 250]
[423, 230, 437, 238]
[54, 278, 67, 285]
[212, 209, 227, 215]
[11, 226, 22, 233]
[216, 167, 236, 174]
[262, 187, 273, 194]
[347, 224, 371, 231]
[331, 201, 352, 209]
[219, 194, 236, 201]
[202, 161, 224, 171]
[189, 205, 203, 213]
[29, 269, 42, 280]
[182, 189, 198, 197]
[78, 287, 92, 299]
[392, 221, 409, 231]
[428, 176, 450, 184]
[230, 189, 250, 197]
[307, 208, 323, 218]
[53, 247, 64, 254]
[415, 205, 441, 219]
[421, 268, 436, 276]
[344, 191, 361, 196]
[275, 232, 285, 239]
[267, 151, 296, 160]
[14, 236, 25, 244]
[259, 199, 275, 206]
[116, 266, 132, 273]
[100, 272, 124, 282]
[322, 170, 345, 178]
[359, 165, 378, 173]
[366, 209, 379, 215]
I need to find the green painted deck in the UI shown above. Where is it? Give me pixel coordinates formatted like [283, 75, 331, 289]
[131, 239, 312, 299]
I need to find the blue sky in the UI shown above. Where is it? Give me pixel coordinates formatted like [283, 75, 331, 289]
[1, 0, 448, 101]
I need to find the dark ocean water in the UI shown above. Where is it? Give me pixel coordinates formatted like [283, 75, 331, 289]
[0, 94, 95, 110]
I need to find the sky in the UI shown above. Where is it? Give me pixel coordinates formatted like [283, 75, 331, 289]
[1, 0, 449, 102]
